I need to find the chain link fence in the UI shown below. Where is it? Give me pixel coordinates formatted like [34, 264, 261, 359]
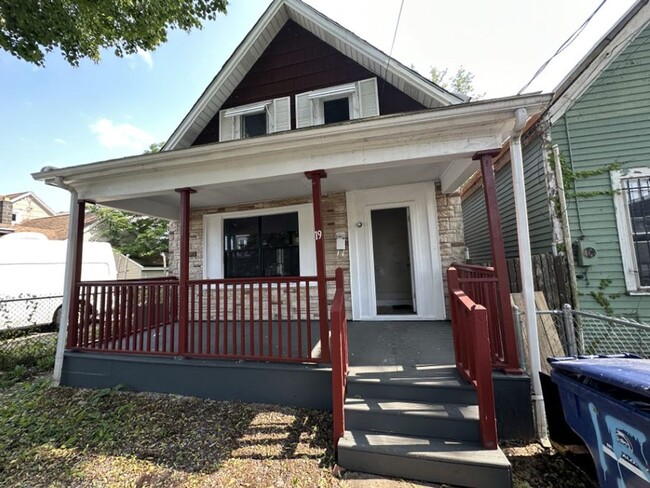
[0, 295, 61, 380]
[536, 305, 650, 359]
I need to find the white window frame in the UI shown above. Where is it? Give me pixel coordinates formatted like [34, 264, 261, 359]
[612, 167, 650, 292]
[295, 77, 379, 128]
[219, 97, 291, 142]
[203, 204, 316, 280]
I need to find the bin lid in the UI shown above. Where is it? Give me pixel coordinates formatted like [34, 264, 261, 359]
[549, 355, 650, 399]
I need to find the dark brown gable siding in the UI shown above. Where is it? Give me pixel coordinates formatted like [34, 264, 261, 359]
[193, 20, 426, 146]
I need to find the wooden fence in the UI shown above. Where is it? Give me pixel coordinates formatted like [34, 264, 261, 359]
[471, 253, 574, 310]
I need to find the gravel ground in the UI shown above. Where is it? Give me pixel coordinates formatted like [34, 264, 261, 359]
[0, 378, 595, 487]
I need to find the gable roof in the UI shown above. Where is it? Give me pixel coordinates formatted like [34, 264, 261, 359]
[460, 0, 650, 199]
[548, 0, 650, 123]
[164, 0, 463, 151]
[0, 191, 56, 216]
[8, 212, 99, 240]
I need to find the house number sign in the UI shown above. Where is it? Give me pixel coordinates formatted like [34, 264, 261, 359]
[314, 230, 323, 240]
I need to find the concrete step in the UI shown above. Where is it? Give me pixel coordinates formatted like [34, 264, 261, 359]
[345, 397, 480, 441]
[338, 429, 512, 488]
[346, 375, 477, 404]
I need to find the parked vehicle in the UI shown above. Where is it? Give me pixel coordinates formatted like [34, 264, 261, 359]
[0, 233, 116, 330]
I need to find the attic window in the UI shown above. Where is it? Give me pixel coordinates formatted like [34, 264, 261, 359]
[219, 97, 290, 142]
[243, 112, 267, 138]
[324, 98, 350, 124]
[296, 77, 380, 128]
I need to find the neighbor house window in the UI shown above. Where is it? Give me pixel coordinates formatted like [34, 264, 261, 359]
[204, 204, 316, 280]
[224, 212, 299, 278]
[219, 97, 290, 142]
[612, 168, 650, 291]
[295, 77, 380, 128]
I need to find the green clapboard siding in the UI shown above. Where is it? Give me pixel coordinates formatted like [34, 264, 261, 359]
[462, 137, 554, 263]
[551, 23, 650, 321]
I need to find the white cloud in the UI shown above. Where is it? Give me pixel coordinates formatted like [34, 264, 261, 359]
[90, 118, 155, 152]
[126, 49, 154, 70]
[137, 49, 153, 69]
[53, 138, 66, 145]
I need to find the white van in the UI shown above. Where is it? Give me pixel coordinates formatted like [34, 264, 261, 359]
[0, 233, 117, 330]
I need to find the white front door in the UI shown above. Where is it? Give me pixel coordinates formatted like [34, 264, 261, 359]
[347, 183, 446, 320]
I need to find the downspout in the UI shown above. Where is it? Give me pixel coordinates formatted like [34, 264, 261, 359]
[509, 108, 548, 442]
[46, 175, 79, 386]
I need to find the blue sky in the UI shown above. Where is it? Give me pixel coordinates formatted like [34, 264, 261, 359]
[0, 0, 636, 212]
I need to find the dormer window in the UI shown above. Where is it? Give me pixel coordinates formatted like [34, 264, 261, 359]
[295, 77, 379, 128]
[219, 97, 290, 142]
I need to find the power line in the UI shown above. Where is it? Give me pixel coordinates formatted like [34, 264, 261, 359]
[518, 0, 607, 95]
[384, 0, 405, 79]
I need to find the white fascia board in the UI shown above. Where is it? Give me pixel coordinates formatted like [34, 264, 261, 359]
[164, 0, 287, 150]
[34, 94, 552, 189]
[549, 1, 650, 124]
[285, 0, 462, 107]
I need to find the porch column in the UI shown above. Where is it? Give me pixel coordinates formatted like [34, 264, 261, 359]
[175, 188, 195, 356]
[473, 150, 520, 373]
[305, 170, 330, 362]
[67, 200, 87, 349]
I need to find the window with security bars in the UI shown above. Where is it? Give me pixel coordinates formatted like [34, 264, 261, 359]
[223, 212, 299, 278]
[623, 176, 650, 287]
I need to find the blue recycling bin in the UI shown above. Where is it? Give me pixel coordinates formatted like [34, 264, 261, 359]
[549, 355, 650, 488]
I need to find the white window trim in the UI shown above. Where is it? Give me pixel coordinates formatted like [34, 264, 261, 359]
[224, 100, 271, 118]
[296, 77, 379, 128]
[611, 167, 650, 292]
[203, 204, 316, 280]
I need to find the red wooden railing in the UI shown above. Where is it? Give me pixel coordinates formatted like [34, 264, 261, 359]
[330, 268, 349, 449]
[447, 266, 497, 449]
[68, 274, 342, 365]
[69, 278, 180, 354]
[186, 276, 327, 363]
[450, 263, 519, 373]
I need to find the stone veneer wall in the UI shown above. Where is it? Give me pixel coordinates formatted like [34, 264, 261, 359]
[168, 184, 465, 320]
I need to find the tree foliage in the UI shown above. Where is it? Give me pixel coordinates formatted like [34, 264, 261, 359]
[92, 206, 169, 266]
[0, 0, 228, 66]
[430, 66, 484, 100]
[91, 142, 168, 266]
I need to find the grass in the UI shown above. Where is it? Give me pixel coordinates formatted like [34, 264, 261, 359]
[0, 376, 597, 488]
[0, 332, 56, 387]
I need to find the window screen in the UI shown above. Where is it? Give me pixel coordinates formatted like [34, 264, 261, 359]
[324, 98, 350, 124]
[242, 112, 267, 138]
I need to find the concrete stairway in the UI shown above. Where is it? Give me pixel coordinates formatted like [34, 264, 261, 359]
[337, 367, 512, 488]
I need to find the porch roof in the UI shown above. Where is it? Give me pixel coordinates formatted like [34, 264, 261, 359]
[33, 94, 551, 220]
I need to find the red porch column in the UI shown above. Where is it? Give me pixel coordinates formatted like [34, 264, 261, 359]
[473, 150, 520, 373]
[67, 200, 87, 348]
[305, 170, 330, 362]
[175, 188, 195, 356]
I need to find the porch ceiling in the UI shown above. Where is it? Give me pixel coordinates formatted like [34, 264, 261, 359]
[34, 94, 551, 220]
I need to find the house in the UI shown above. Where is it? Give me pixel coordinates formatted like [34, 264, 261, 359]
[32, 0, 552, 486]
[462, 0, 650, 323]
[6, 212, 101, 240]
[0, 191, 56, 226]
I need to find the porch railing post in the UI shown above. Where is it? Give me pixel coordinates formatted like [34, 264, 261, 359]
[67, 200, 86, 349]
[474, 150, 520, 373]
[305, 170, 330, 362]
[176, 188, 195, 356]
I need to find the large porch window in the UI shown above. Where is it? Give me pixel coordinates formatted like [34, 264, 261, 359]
[224, 212, 299, 278]
[204, 204, 316, 279]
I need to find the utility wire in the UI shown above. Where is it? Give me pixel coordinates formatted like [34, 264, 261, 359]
[383, 0, 405, 79]
[518, 0, 607, 94]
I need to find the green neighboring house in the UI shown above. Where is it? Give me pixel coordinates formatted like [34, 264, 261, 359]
[462, 0, 650, 321]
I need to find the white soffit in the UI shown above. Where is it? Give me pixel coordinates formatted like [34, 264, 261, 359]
[164, 0, 463, 151]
